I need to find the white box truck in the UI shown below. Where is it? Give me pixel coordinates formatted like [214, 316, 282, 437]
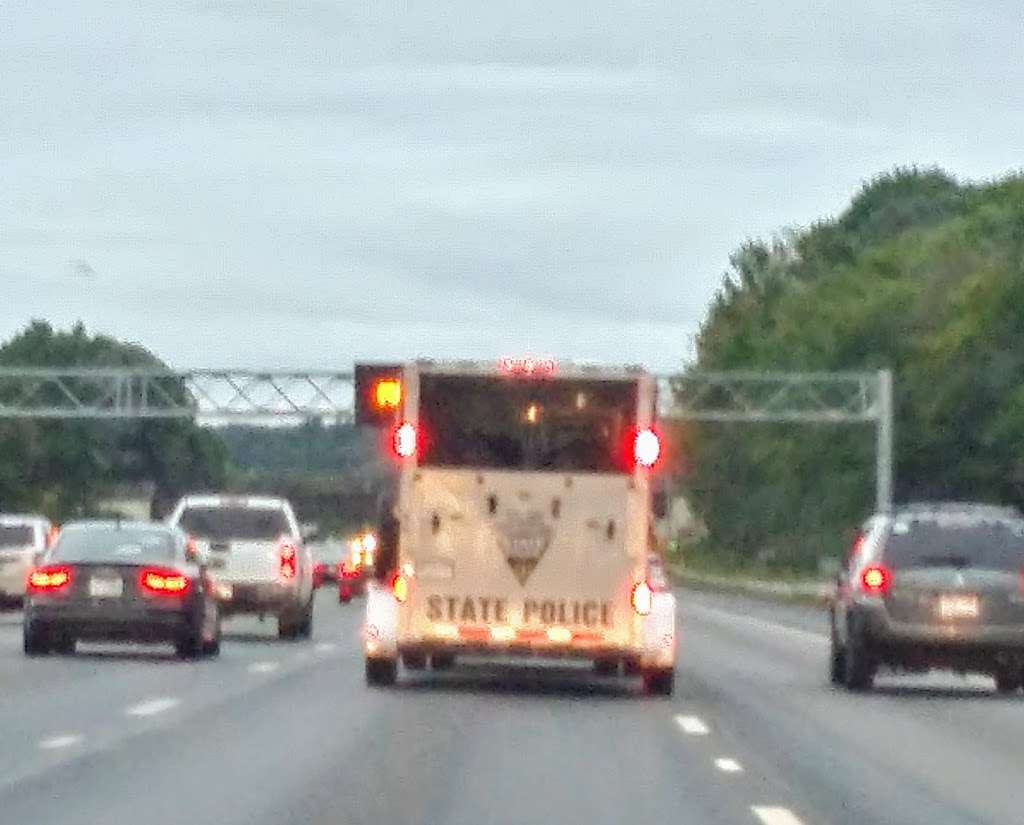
[359, 359, 677, 695]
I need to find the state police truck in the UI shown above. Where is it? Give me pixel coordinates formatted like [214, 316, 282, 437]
[357, 359, 677, 695]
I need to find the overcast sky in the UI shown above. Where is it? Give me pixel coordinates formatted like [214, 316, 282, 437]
[2, 1, 1022, 370]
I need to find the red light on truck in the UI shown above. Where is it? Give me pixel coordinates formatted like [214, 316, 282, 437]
[497, 357, 557, 377]
[392, 422, 418, 459]
[631, 580, 654, 615]
[279, 539, 298, 580]
[633, 428, 661, 469]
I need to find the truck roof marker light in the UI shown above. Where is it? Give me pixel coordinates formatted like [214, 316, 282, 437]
[498, 357, 557, 377]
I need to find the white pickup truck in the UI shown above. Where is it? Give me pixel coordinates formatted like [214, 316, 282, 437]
[167, 495, 314, 639]
[359, 359, 677, 695]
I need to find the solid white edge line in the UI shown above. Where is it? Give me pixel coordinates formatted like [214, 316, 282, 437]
[714, 757, 743, 773]
[125, 697, 180, 717]
[39, 734, 83, 750]
[751, 806, 806, 825]
[674, 714, 710, 735]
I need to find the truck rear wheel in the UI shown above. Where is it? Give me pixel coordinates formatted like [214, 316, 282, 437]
[431, 652, 455, 670]
[403, 653, 427, 670]
[366, 657, 397, 686]
[994, 666, 1022, 694]
[642, 669, 674, 697]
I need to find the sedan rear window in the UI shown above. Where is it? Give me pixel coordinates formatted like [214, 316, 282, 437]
[885, 518, 1024, 572]
[176, 507, 289, 541]
[0, 525, 34, 548]
[54, 528, 177, 564]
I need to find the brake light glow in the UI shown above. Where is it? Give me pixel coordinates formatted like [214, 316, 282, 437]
[631, 580, 654, 615]
[279, 539, 297, 580]
[633, 428, 661, 469]
[392, 422, 418, 459]
[139, 567, 191, 595]
[861, 564, 892, 596]
[392, 571, 409, 603]
[27, 565, 72, 592]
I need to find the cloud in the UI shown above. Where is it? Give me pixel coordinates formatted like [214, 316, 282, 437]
[2, 0, 1023, 370]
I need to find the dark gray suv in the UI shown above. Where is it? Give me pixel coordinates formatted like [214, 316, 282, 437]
[830, 502, 1024, 693]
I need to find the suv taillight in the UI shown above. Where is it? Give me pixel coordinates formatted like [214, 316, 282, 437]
[279, 539, 298, 580]
[860, 564, 892, 596]
[27, 564, 73, 593]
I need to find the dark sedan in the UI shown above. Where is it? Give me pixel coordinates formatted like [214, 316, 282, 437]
[23, 521, 221, 659]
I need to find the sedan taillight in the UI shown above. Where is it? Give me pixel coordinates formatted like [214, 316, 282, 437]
[139, 567, 191, 596]
[27, 564, 73, 593]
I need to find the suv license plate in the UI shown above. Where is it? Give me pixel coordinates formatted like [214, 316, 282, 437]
[89, 577, 124, 599]
[937, 594, 979, 620]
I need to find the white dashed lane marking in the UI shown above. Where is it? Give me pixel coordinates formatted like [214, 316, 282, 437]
[39, 734, 83, 750]
[314, 642, 336, 653]
[751, 806, 806, 825]
[714, 758, 743, 773]
[674, 715, 710, 736]
[248, 661, 280, 674]
[125, 697, 180, 717]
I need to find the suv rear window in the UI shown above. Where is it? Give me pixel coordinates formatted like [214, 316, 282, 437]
[177, 506, 289, 541]
[885, 517, 1024, 572]
[53, 527, 177, 563]
[418, 375, 637, 473]
[0, 525, 34, 548]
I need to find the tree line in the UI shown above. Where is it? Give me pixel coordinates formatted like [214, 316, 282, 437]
[683, 167, 1024, 571]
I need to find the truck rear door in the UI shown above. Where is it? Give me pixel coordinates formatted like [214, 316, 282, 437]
[398, 372, 650, 648]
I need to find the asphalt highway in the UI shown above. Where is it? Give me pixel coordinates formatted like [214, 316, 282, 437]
[0, 589, 1019, 825]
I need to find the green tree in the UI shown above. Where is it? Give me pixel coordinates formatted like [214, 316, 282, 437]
[685, 168, 1024, 571]
[0, 321, 228, 519]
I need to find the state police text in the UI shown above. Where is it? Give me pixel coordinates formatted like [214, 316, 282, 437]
[425, 595, 614, 627]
